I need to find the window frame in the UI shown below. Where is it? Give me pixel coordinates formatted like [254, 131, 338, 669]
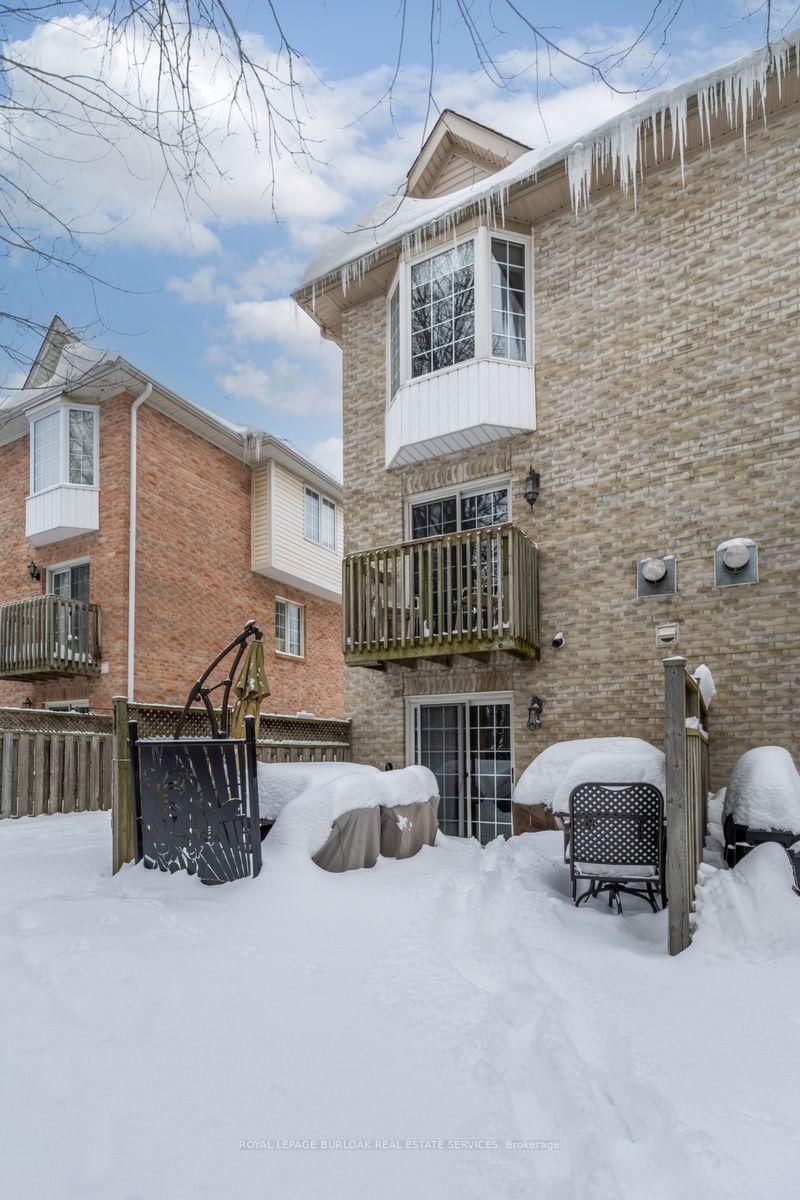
[274, 598, 305, 659]
[28, 402, 99, 496]
[386, 226, 532, 406]
[304, 485, 337, 553]
[46, 556, 90, 601]
[405, 476, 512, 540]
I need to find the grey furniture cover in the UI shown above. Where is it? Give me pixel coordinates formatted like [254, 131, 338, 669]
[312, 799, 439, 873]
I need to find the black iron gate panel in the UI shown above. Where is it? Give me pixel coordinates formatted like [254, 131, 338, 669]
[130, 724, 262, 884]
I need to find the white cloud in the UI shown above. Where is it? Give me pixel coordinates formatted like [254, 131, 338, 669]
[309, 436, 343, 482]
[224, 298, 328, 356]
[217, 353, 340, 417]
[167, 266, 224, 304]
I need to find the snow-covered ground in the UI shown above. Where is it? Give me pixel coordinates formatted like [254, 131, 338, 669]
[2, 812, 798, 1199]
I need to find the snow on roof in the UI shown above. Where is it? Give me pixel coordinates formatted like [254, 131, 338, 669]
[299, 28, 799, 294]
[722, 746, 800, 833]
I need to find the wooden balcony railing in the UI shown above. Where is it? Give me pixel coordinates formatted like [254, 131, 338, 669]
[0, 596, 102, 680]
[343, 522, 539, 667]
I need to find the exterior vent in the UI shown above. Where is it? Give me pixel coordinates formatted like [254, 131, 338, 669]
[637, 555, 676, 598]
[715, 538, 758, 587]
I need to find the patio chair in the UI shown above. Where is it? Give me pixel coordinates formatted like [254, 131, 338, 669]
[568, 782, 664, 914]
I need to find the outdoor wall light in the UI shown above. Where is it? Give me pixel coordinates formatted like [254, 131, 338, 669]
[527, 695, 544, 731]
[524, 467, 540, 508]
[27, 560, 40, 582]
[22, 697, 33, 709]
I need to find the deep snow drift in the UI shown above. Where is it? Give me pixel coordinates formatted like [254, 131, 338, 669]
[1, 811, 798, 1200]
[722, 746, 800, 833]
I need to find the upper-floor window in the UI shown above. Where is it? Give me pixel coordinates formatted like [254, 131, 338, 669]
[30, 404, 98, 494]
[387, 229, 529, 403]
[408, 482, 510, 540]
[48, 560, 90, 602]
[411, 241, 475, 378]
[304, 486, 336, 551]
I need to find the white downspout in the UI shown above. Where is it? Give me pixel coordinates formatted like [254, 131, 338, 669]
[127, 382, 152, 699]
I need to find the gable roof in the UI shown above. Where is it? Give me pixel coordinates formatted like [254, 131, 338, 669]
[405, 110, 530, 199]
[0, 323, 342, 498]
[295, 26, 800, 331]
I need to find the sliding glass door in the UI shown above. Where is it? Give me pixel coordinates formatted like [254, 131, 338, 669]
[411, 698, 513, 844]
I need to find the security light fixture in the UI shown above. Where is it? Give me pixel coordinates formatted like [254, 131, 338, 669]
[27, 561, 40, 582]
[524, 467, 540, 508]
[527, 695, 544, 731]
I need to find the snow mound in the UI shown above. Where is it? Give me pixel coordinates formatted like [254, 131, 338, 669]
[257, 761, 379, 821]
[722, 746, 800, 833]
[693, 843, 799, 960]
[693, 664, 717, 708]
[265, 765, 439, 859]
[513, 738, 664, 814]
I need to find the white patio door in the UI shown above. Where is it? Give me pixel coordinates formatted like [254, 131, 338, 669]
[410, 698, 513, 844]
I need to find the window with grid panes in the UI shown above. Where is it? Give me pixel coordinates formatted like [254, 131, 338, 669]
[410, 241, 475, 378]
[490, 238, 526, 361]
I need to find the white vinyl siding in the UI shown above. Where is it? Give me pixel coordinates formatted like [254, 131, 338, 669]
[429, 153, 492, 197]
[251, 461, 342, 600]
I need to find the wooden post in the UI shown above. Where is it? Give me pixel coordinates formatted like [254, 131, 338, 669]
[112, 696, 135, 874]
[664, 656, 689, 955]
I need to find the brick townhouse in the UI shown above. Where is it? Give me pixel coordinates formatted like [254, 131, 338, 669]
[294, 39, 800, 842]
[0, 319, 344, 717]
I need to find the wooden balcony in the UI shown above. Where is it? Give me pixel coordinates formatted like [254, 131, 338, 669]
[0, 596, 102, 680]
[343, 523, 539, 668]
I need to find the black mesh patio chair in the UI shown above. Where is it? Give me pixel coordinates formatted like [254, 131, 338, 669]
[129, 713, 262, 885]
[568, 782, 664, 914]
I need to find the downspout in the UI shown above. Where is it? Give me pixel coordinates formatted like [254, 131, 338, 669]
[127, 382, 152, 699]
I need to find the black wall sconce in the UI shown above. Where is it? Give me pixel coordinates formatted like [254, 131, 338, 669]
[524, 468, 540, 508]
[22, 697, 33, 709]
[27, 560, 41, 582]
[527, 695, 544, 731]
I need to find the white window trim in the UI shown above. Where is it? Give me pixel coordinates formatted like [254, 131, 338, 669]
[46, 556, 90, 597]
[275, 597, 305, 660]
[387, 227, 532, 407]
[28, 401, 100, 496]
[303, 485, 337, 553]
[404, 475, 512, 539]
[45, 700, 91, 713]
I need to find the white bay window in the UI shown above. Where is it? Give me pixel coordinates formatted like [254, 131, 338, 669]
[385, 227, 535, 468]
[26, 401, 100, 545]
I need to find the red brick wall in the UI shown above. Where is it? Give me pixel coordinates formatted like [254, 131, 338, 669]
[0, 395, 343, 717]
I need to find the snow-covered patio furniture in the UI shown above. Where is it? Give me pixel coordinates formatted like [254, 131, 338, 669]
[569, 782, 665, 914]
[722, 747, 800, 867]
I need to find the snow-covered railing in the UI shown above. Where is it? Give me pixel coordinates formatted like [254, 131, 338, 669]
[663, 658, 711, 955]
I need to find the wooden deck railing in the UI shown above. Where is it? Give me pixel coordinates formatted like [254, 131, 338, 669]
[343, 523, 539, 666]
[664, 658, 710, 955]
[0, 596, 102, 679]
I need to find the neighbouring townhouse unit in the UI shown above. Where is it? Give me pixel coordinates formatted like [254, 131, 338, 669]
[294, 37, 800, 843]
[0, 319, 344, 717]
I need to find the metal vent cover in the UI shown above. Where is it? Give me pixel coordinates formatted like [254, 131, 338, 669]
[715, 539, 758, 587]
[637, 555, 676, 598]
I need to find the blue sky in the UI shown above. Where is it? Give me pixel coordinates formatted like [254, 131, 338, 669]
[1, 1, 791, 479]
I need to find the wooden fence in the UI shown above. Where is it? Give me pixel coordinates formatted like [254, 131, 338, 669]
[0, 707, 113, 818]
[664, 658, 710, 955]
[112, 697, 351, 873]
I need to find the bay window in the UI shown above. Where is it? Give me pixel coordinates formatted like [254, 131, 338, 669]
[30, 403, 98, 494]
[386, 227, 530, 403]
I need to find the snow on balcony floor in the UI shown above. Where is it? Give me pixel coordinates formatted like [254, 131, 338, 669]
[0, 810, 797, 1199]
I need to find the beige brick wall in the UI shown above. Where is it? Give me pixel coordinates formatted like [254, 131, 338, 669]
[0, 399, 344, 717]
[341, 103, 800, 791]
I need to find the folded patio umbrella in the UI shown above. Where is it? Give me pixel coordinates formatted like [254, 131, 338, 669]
[230, 638, 270, 739]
